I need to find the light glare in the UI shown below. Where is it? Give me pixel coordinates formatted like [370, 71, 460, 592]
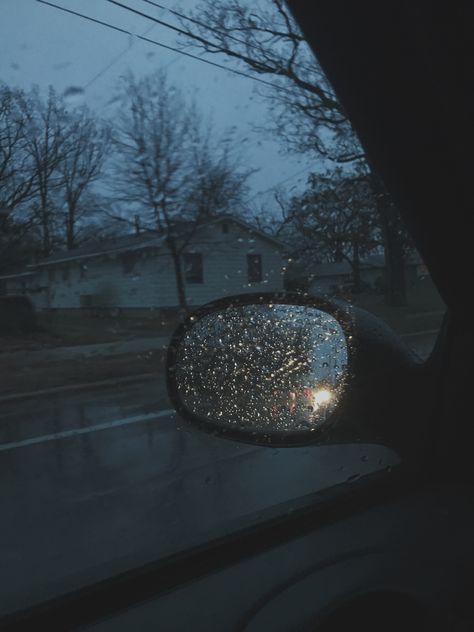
[313, 388, 334, 409]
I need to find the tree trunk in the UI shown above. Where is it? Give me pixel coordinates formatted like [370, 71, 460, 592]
[41, 206, 51, 256]
[352, 238, 361, 294]
[368, 170, 407, 306]
[66, 207, 76, 250]
[66, 196, 76, 250]
[381, 214, 407, 306]
[66, 223, 75, 250]
[167, 235, 188, 315]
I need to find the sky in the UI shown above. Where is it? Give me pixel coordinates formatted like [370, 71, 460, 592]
[0, 0, 326, 216]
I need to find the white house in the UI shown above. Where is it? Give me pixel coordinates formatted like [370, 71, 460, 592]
[286, 253, 424, 295]
[1, 216, 287, 316]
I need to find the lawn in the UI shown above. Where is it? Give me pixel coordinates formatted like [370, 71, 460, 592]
[35, 311, 180, 346]
[0, 349, 167, 399]
[0, 277, 444, 398]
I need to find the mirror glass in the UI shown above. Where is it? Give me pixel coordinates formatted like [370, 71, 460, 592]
[173, 304, 349, 438]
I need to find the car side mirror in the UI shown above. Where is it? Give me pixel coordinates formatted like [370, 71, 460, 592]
[166, 293, 355, 446]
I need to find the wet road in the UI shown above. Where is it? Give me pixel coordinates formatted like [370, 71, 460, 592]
[0, 378, 400, 617]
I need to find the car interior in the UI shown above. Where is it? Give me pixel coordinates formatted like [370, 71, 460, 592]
[1, 1, 473, 630]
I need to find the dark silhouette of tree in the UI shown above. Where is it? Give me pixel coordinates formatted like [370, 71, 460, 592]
[0, 85, 38, 270]
[280, 170, 381, 293]
[58, 107, 110, 250]
[177, 0, 411, 304]
[19, 87, 68, 256]
[110, 70, 253, 312]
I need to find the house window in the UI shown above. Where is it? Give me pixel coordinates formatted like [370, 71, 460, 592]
[247, 254, 262, 283]
[121, 251, 140, 275]
[80, 264, 87, 280]
[222, 221, 229, 234]
[183, 253, 203, 284]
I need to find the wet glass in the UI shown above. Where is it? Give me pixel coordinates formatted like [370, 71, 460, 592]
[0, 0, 443, 618]
[175, 305, 348, 435]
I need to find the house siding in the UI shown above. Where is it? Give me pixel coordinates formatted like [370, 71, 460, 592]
[179, 223, 284, 306]
[308, 264, 420, 296]
[22, 220, 285, 311]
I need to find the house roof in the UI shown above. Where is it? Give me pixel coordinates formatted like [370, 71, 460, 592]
[0, 271, 34, 281]
[310, 262, 355, 277]
[31, 233, 165, 267]
[29, 216, 287, 268]
[287, 259, 374, 280]
[287, 251, 423, 280]
[203, 215, 288, 250]
[358, 252, 423, 267]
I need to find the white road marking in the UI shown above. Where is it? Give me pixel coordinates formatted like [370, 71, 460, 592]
[0, 409, 176, 452]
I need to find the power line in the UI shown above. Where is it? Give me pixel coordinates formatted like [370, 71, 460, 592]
[84, 23, 155, 90]
[107, 0, 320, 79]
[35, 0, 313, 206]
[138, 0, 320, 78]
[104, 0, 212, 42]
[82, 23, 184, 112]
[84, 46, 133, 90]
[36, 0, 296, 95]
[105, 0, 318, 82]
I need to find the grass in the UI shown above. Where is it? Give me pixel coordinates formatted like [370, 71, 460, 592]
[35, 312, 180, 346]
[0, 349, 167, 399]
[0, 278, 445, 397]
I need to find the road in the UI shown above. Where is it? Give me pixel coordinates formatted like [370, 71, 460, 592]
[0, 378, 401, 617]
[0, 332, 435, 616]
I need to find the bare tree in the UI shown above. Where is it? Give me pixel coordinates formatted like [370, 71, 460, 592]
[187, 137, 253, 219]
[0, 85, 38, 269]
[110, 70, 252, 311]
[58, 107, 110, 250]
[176, 0, 358, 159]
[0, 86, 36, 216]
[176, 0, 410, 304]
[280, 170, 381, 293]
[1, 85, 111, 269]
[19, 86, 68, 256]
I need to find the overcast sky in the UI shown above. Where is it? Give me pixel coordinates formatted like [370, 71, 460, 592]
[0, 0, 327, 214]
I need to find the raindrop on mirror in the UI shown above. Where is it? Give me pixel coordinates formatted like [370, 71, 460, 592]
[174, 304, 349, 437]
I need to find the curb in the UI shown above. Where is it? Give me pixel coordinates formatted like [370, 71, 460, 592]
[0, 372, 159, 405]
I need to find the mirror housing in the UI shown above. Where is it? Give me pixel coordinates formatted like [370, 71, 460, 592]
[167, 293, 357, 446]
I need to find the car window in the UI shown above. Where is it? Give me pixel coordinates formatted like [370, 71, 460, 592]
[0, 0, 444, 617]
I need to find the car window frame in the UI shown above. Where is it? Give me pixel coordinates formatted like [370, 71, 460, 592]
[0, 466, 416, 630]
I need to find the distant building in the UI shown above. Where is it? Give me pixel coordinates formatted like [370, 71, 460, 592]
[285, 253, 424, 295]
[0, 216, 287, 316]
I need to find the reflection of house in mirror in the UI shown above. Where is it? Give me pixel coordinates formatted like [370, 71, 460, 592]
[307, 316, 348, 384]
[0, 216, 287, 317]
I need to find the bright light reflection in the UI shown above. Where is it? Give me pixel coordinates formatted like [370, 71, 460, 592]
[313, 388, 334, 409]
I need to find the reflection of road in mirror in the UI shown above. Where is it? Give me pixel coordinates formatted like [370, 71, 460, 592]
[175, 304, 349, 434]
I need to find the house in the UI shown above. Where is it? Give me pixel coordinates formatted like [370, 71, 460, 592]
[0, 271, 34, 297]
[0, 216, 287, 316]
[285, 253, 424, 295]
